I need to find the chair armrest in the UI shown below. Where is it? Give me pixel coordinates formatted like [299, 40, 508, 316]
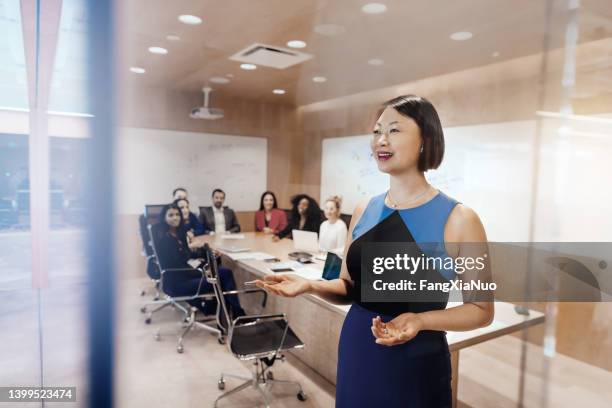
[222, 288, 267, 308]
[160, 267, 205, 298]
[161, 267, 202, 273]
[232, 313, 287, 328]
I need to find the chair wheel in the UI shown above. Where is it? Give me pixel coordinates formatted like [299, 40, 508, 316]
[153, 296, 160, 301]
[145, 318, 152, 324]
[266, 371, 274, 380]
[140, 306, 147, 313]
[177, 345, 184, 353]
[217, 379, 225, 390]
[217, 336, 226, 345]
[140, 290, 146, 296]
[297, 391, 307, 401]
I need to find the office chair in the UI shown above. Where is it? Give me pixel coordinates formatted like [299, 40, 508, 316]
[145, 204, 166, 225]
[202, 245, 307, 407]
[138, 214, 161, 300]
[339, 213, 352, 227]
[147, 224, 267, 353]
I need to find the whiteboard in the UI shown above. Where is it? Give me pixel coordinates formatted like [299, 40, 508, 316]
[321, 120, 536, 241]
[116, 127, 267, 214]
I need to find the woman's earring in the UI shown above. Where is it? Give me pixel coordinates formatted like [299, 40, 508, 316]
[420, 145, 424, 154]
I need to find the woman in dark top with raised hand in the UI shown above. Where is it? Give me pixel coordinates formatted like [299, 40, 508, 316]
[257, 95, 494, 407]
[272, 194, 322, 241]
[155, 203, 244, 317]
[174, 198, 207, 237]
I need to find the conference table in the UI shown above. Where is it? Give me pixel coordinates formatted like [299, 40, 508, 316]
[194, 232, 545, 407]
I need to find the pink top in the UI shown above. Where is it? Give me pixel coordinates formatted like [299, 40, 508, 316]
[254, 208, 288, 233]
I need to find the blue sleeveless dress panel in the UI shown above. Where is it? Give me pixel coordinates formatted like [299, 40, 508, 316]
[336, 191, 459, 408]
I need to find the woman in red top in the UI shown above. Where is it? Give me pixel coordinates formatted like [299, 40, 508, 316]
[254, 191, 288, 234]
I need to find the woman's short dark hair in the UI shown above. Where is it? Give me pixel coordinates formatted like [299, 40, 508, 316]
[259, 191, 278, 211]
[382, 95, 444, 172]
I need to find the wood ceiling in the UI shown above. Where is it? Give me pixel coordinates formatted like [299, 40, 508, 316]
[119, 0, 612, 106]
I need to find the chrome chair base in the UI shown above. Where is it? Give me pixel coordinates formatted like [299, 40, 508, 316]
[140, 295, 188, 324]
[177, 307, 221, 353]
[214, 358, 306, 407]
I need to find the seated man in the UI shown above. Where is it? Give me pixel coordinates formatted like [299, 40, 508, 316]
[172, 187, 188, 201]
[200, 188, 241, 234]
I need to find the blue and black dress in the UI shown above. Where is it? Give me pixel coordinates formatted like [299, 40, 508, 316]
[336, 191, 459, 408]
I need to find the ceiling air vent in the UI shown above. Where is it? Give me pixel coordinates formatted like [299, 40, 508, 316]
[229, 43, 313, 69]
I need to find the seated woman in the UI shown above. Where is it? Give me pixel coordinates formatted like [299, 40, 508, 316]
[319, 195, 348, 256]
[174, 198, 207, 236]
[273, 194, 322, 241]
[155, 203, 244, 317]
[254, 191, 288, 234]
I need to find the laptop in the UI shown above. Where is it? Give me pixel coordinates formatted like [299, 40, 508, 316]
[292, 230, 319, 253]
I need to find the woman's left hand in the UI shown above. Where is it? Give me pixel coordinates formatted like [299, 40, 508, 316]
[371, 313, 424, 346]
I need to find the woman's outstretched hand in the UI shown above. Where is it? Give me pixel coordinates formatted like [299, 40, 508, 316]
[254, 274, 311, 297]
[371, 313, 424, 346]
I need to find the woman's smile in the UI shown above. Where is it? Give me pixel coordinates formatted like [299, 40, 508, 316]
[376, 151, 394, 161]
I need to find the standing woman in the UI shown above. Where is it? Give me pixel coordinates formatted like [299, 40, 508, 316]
[254, 191, 288, 234]
[273, 194, 322, 241]
[257, 95, 493, 407]
[319, 195, 348, 256]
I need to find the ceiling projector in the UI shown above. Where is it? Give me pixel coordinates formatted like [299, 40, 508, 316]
[190, 86, 224, 120]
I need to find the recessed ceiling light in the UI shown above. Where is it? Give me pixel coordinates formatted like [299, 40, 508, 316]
[210, 76, 230, 84]
[362, 3, 387, 14]
[492, 51, 500, 57]
[314, 24, 346, 36]
[312, 76, 327, 83]
[368, 58, 384, 66]
[240, 63, 257, 70]
[130, 67, 146, 74]
[166, 34, 181, 41]
[148, 46, 168, 55]
[450, 31, 473, 41]
[178, 14, 202, 25]
[226, 73, 234, 78]
[287, 40, 306, 48]
[273, 89, 286, 95]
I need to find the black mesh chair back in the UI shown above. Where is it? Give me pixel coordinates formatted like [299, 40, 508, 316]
[197, 206, 208, 226]
[147, 223, 165, 275]
[145, 204, 166, 224]
[138, 214, 153, 256]
[203, 244, 233, 333]
[339, 213, 352, 227]
[139, 214, 160, 280]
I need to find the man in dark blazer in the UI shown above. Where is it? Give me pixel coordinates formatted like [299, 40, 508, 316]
[200, 188, 241, 234]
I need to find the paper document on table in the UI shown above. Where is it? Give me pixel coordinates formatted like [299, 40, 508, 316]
[226, 252, 276, 261]
[288, 267, 323, 281]
[221, 234, 245, 239]
[270, 261, 302, 270]
[218, 245, 250, 253]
